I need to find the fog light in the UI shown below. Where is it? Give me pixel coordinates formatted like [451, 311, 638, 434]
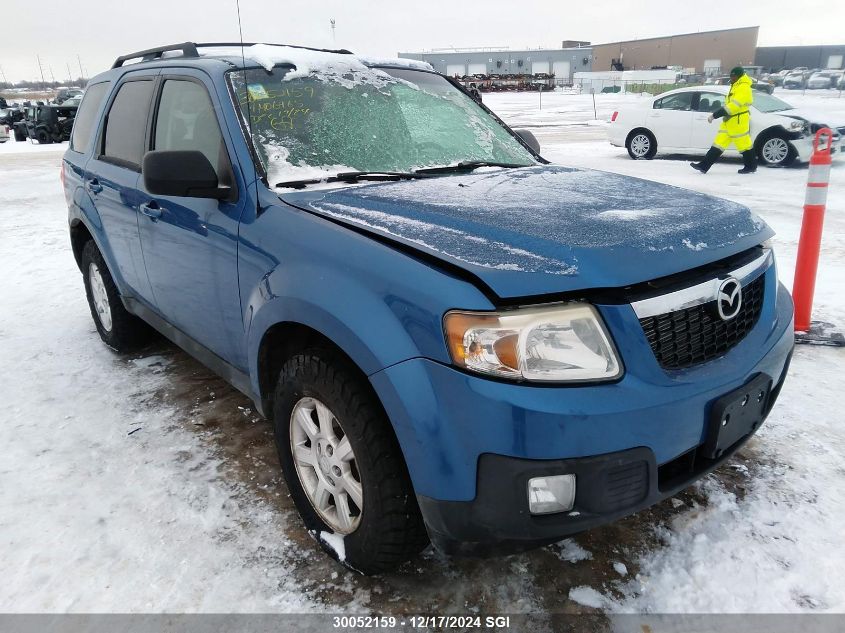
[527, 474, 576, 515]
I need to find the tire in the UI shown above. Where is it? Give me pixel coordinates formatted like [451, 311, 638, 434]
[36, 129, 52, 144]
[273, 350, 428, 574]
[626, 129, 657, 159]
[80, 240, 150, 351]
[757, 132, 797, 167]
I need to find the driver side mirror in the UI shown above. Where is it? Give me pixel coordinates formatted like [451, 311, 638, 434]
[514, 129, 541, 155]
[142, 150, 230, 199]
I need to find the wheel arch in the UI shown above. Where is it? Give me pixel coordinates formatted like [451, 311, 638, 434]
[70, 217, 94, 272]
[753, 125, 788, 149]
[255, 321, 363, 418]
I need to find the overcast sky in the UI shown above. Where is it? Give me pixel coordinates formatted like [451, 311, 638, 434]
[2, 0, 843, 82]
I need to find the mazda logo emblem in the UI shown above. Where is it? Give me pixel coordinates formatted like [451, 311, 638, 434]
[717, 277, 743, 321]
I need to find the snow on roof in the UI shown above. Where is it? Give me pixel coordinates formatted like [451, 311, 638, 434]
[199, 44, 433, 74]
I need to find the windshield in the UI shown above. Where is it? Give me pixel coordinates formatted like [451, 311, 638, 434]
[753, 92, 793, 113]
[228, 65, 536, 185]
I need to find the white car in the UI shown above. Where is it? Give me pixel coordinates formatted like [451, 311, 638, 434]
[608, 86, 845, 166]
[0, 124, 9, 143]
[807, 71, 842, 89]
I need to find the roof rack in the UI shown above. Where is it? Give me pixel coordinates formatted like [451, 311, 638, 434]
[112, 42, 199, 68]
[111, 41, 353, 69]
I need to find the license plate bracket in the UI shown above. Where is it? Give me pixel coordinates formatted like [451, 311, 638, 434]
[703, 373, 772, 460]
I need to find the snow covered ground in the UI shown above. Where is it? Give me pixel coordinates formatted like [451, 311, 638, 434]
[1, 88, 844, 619]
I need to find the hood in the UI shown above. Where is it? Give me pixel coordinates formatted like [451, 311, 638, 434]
[280, 165, 772, 299]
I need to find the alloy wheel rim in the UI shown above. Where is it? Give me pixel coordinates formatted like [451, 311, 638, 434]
[290, 396, 363, 534]
[762, 138, 788, 164]
[631, 134, 650, 157]
[88, 263, 113, 332]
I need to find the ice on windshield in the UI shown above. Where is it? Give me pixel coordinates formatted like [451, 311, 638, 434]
[228, 66, 535, 185]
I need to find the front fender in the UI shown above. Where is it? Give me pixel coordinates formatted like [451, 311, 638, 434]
[241, 204, 495, 401]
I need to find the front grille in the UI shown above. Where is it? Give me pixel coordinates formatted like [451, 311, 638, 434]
[639, 273, 766, 370]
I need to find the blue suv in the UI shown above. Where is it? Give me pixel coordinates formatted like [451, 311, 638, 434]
[63, 42, 794, 574]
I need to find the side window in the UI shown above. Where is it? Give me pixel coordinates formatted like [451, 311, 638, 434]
[153, 80, 225, 176]
[70, 82, 110, 152]
[102, 80, 155, 168]
[698, 92, 723, 113]
[654, 92, 694, 111]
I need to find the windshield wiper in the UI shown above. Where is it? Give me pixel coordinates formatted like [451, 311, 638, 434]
[414, 161, 530, 175]
[276, 171, 432, 189]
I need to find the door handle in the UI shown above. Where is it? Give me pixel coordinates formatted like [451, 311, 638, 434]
[86, 179, 102, 194]
[139, 202, 163, 220]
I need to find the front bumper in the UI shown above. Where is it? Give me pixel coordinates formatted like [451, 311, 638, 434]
[791, 134, 844, 162]
[369, 275, 794, 553]
[418, 358, 791, 555]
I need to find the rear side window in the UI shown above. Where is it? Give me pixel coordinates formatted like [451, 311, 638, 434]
[102, 80, 155, 168]
[153, 80, 225, 176]
[70, 82, 110, 152]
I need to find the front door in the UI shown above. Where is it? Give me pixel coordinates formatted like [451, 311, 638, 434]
[646, 91, 695, 150]
[136, 73, 247, 368]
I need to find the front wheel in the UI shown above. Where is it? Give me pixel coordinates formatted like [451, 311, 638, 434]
[273, 350, 428, 574]
[757, 133, 796, 167]
[35, 129, 52, 144]
[626, 130, 657, 159]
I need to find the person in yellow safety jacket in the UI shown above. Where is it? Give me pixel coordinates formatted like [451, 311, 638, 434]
[691, 66, 757, 174]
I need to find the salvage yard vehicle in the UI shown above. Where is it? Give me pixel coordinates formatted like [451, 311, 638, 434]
[65, 42, 794, 574]
[54, 88, 83, 104]
[609, 86, 845, 166]
[0, 106, 24, 127]
[807, 70, 843, 89]
[14, 102, 77, 143]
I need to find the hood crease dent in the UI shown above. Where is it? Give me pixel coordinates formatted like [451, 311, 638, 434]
[280, 166, 771, 299]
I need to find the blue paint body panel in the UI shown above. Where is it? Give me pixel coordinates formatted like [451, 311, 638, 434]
[63, 51, 794, 542]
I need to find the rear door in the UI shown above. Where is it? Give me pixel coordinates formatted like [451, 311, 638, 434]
[85, 73, 158, 302]
[136, 71, 246, 367]
[63, 80, 111, 231]
[646, 91, 694, 150]
[690, 91, 726, 150]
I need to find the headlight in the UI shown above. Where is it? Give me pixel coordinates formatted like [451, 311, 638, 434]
[444, 304, 623, 382]
[789, 120, 804, 130]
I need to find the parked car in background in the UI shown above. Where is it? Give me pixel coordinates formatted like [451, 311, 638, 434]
[609, 86, 845, 166]
[54, 88, 83, 104]
[13, 102, 77, 143]
[807, 71, 843, 89]
[0, 124, 9, 143]
[767, 70, 791, 87]
[783, 69, 818, 89]
[707, 75, 774, 94]
[0, 106, 25, 127]
[64, 41, 794, 573]
[839, 74, 845, 90]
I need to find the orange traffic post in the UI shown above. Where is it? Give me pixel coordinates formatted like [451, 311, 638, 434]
[792, 128, 843, 346]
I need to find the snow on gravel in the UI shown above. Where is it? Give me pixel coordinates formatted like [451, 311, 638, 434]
[0, 151, 318, 612]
